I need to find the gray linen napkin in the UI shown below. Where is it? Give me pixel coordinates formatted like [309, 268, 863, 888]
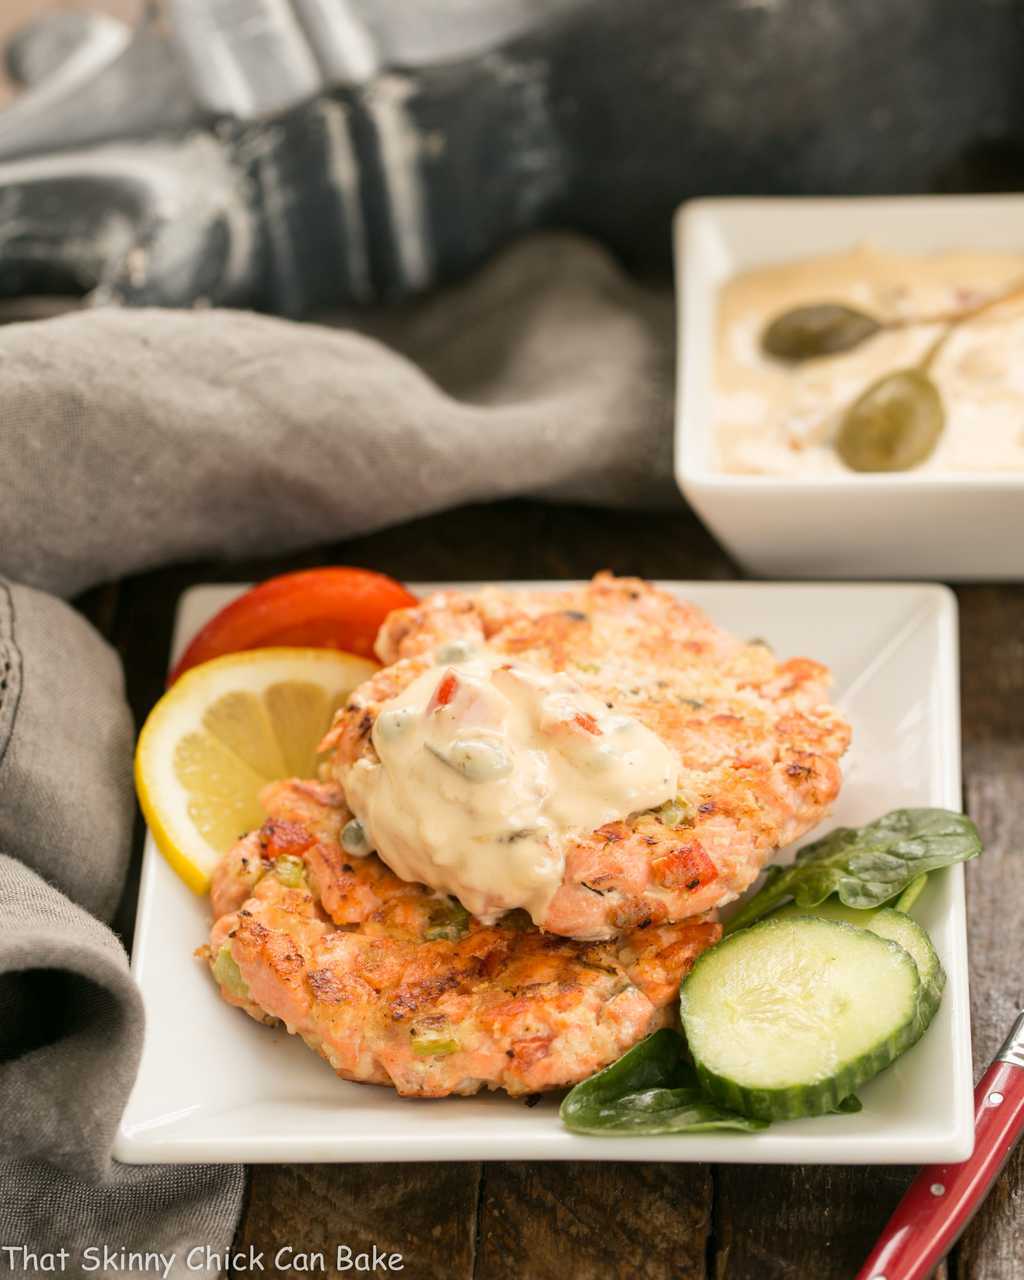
[0, 234, 677, 599]
[0, 580, 243, 1278]
[0, 233, 674, 1274]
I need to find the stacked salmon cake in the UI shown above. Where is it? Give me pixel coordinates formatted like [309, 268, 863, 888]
[205, 574, 850, 1097]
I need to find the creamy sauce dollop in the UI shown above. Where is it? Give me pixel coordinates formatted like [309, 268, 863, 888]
[715, 245, 1024, 476]
[343, 651, 679, 924]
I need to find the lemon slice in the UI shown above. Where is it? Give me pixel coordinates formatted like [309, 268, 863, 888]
[135, 647, 377, 893]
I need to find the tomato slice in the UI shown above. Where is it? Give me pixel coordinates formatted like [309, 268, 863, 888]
[169, 568, 418, 683]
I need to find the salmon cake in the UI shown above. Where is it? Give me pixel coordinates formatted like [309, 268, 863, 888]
[322, 573, 851, 940]
[205, 780, 720, 1098]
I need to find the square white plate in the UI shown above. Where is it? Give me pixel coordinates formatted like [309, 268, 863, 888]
[116, 580, 973, 1164]
[674, 193, 1024, 579]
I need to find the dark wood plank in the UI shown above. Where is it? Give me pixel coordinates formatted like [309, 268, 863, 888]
[713, 1164, 941, 1280]
[71, 581, 139, 942]
[475, 1162, 712, 1280]
[323, 499, 736, 585]
[952, 584, 1024, 1280]
[72, 580, 120, 638]
[233, 1164, 479, 1279]
[113, 499, 730, 610]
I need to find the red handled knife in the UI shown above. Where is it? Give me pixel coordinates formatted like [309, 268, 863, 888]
[856, 1010, 1024, 1280]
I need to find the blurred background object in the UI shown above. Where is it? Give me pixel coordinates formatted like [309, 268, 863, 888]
[0, 0, 1022, 319]
[0, 3, 140, 105]
[0, 1, 134, 319]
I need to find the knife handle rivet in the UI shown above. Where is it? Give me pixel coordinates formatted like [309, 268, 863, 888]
[987, 1091, 1005, 1107]
[930, 1183, 945, 1197]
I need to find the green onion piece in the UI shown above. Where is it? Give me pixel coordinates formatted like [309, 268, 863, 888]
[212, 943, 250, 999]
[502, 909, 533, 931]
[425, 899, 471, 941]
[411, 1036, 460, 1058]
[274, 854, 306, 888]
[656, 797, 693, 829]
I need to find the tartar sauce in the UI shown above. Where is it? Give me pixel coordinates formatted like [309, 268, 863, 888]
[342, 651, 679, 924]
[715, 245, 1024, 475]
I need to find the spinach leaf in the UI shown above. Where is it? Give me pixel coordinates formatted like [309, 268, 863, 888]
[560, 1029, 767, 1135]
[726, 808, 981, 935]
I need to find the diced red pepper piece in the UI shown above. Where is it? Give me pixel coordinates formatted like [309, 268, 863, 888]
[259, 818, 315, 859]
[653, 842, 719, 891]
[428, 670, 460, 712]
[573, 711, 602, 735]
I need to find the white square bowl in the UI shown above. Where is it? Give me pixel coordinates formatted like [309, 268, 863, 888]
[116, 580, 973, 1165]
[674, 194, 1024, 580]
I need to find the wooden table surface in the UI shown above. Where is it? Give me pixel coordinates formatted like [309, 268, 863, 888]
[74, 498, 1023, 1280]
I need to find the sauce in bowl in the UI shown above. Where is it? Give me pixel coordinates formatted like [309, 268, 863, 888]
[714, 245, 1024, 476]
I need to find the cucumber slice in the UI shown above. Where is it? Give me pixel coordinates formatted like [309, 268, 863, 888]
[679, 917, 921, 1120]
[771, 899, 880, 927]
[866, 908, 945, 1035]
[771, 902, 945, 1036]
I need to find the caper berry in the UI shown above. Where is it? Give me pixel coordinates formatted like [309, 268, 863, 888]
[376, 707, 413, 739]
[582, 741, 620, 772]
[446, 738, 513, 782]
[435, 639, 476, 663]
[836, 368, 944, 472]
[341, 817, 371, 856]
[762, 303, 881, 362]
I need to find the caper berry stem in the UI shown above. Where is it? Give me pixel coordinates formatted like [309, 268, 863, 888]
[917, 326, 950, 374]
[918, 275, 1024, 372]
[763, 274, 1024, 366]
[893, 275, 1024, 333]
